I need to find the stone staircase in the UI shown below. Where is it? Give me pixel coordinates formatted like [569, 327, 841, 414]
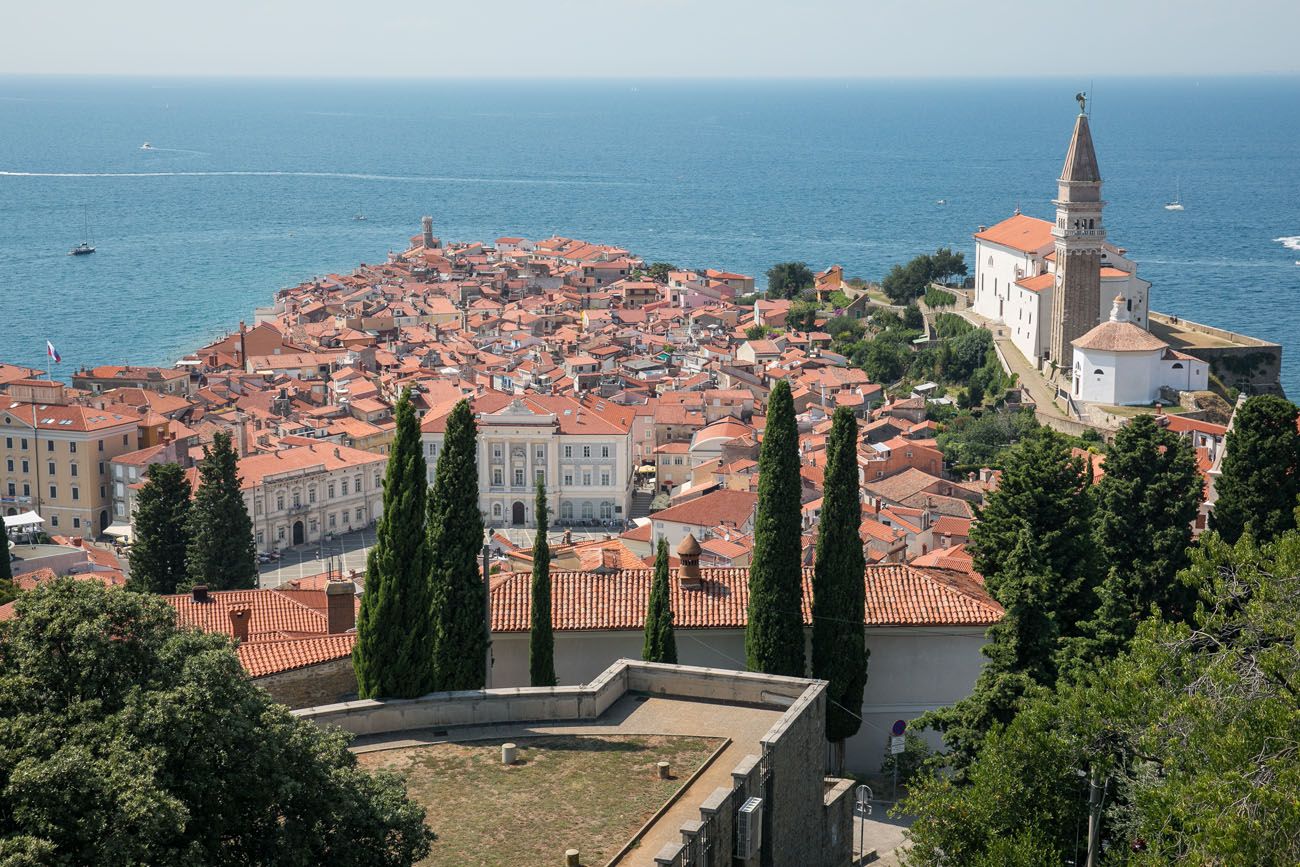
[628, 490, 655, 521]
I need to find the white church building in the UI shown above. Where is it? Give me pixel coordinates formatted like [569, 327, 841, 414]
[971, 97, 1206, 406]
[1072, 295, 1207, 405]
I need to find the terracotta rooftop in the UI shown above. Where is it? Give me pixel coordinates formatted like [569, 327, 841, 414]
[973, 213, 1054, 254]
[1072, 320, 1167, 353]
[650, 489, 759, 528]
[488, 564, 1002, 632]
[236, 633, 357, 678]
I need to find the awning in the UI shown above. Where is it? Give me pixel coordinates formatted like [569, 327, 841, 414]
[103, 523, 133, 541]
[636, 464, 656, 474]
[3, 510, 44, 530]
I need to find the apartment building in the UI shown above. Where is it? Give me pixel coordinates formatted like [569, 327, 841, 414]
[1, 380, 140, 538]
[422, 393, 633, 528]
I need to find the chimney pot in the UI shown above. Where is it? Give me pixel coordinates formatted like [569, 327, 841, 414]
[227, 606, 250, 643]
[326, 580, 357, 634]
[192, 584, 209, 602]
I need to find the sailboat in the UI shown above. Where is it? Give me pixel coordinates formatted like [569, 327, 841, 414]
[1164, 178, 1185, 211]
[68, 207, 95, 255]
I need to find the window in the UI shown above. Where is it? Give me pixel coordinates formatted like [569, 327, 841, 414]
[4, 459, 10, 472]
[114, 465, 123, 478]
[5, 483, 12, 496]
[601, 502, 613, 519]
[561, 502, 573, 520]
[601, 445, 610, 458]
[256, 531, 264, 545]
[68, 441, 76, 454]
[128, 467, 137, 481]
[49, 485, 57, 499]
[1171, 362, 1184, 370]
[50, 515, 58, 527]
[674, 457, 683, 466]
[71, 487, 78, 501]
[277, 527, 285, 541]
[1093, 369, 1104, 376]
[97, 439, 102, 452]
[329, 514, 336, 528]
[292, 491, 301, 507]
[535, 446, 545, 460]
[21, 439, 28, 450]
[493, 445, 503, 458]
[601, 472, 610, 486]
[255, 500, 263, 515]
[355, 507, 363, 522]
[535, 468, 545, 483]
[328, 482, 336, 498]
[514, 469, 525, 486]
[98, 462, 105, 475]
[354, 474, 361, 491]
[3, 437, 9, 449]
[581, 502, 593, 520]
[70, 463, 78, 477]
[564, 445, 572, 458]
[341, 479, 349, 496]
[99, 485, 106, 499]
[493, 468, 503, 486]
[309, 486, 316, 503]
[583, 473, 592, 486]
[276, 494, 285, 510]
[115, 502, 125, 516]
[493, 503, 502, 517]
[122, 435, 129, 446]
[373, 472, 380, 488]
[73, 517, 80, 528]
[21, 460, 29, 474]
[22, 484, 29, 497]
[563, 473, 573, 485]
[582, 446, 591, 458]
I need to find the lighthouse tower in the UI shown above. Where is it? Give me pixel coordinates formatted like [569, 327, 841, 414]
[1047, 97, 1105, 375]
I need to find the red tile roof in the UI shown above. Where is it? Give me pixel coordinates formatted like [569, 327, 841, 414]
[649, 489, 759, 528]
[236, 633, 357, 678]
[974, 214, 1054, 254]
[488, 564, 1001, 632]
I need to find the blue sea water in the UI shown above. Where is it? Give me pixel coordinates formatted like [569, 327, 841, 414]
[1, 77, 1298, 391]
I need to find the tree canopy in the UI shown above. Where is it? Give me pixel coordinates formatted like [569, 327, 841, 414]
[0, 579, 432, 866]
[529, 479, 556, 687]
[786, 299, 820, 332]
[765, 261, 814, 300]
[1210, 394, 1300, 545]
[745, 380, 806, 676]
[642, 537, 677, 665]
[354, 388, 434, 699]
[127, 462, 192, 595]
[185, 430, 256, 590]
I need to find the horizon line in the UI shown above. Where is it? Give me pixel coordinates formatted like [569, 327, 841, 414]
[1, 72, 1298, 83]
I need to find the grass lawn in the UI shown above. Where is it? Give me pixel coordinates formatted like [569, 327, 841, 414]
[359, 734, 722, 867]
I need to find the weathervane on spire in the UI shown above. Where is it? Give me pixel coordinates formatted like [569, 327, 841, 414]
[1076, 91, 1087, 114]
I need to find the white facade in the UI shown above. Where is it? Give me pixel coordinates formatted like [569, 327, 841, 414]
[1071, 298, 1209, 405]
[423, 398, 633, 528]
[242, 453, 386, 554]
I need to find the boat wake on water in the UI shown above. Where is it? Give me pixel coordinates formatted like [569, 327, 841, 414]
[0, 170, 645, 187]
[1274, 235, 1300, 252]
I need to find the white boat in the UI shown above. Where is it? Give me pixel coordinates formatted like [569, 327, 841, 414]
[936, 199, 946, 205]
[140, 142, 153, 150]
[68, 206, 95, 255]
[1164, 177, 1184, 211]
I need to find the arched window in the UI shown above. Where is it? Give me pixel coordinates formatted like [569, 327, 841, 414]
[1093, 369, 1105, 376]
[492, 503, 502, 517]
[581, 502, 593, 520]
[1171, 362, 1184, 369]
[600, 502, 613, 519]
[561, 501, 573, 520]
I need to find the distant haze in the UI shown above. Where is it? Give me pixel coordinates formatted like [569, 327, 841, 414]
[3, 0, 1298, 78]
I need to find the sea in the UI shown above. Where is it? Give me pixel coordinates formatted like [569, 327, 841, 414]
[1, 76, 1298, 392]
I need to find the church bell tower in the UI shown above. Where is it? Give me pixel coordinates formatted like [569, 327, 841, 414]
[1048, 95, 1105, 375]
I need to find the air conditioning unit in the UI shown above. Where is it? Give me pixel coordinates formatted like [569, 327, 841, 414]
[736, 796, 764, 859]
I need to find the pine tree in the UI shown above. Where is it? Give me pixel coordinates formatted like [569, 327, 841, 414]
[969, 426, 1099, 651]
[127, 462, 192, 594]
[1074, 415, 1203, 662]
[528, 479, 556, 686]
[1211, 395, 1300, 545]
[746, 379, 806, 676]
[427, 399, 489, 692]
[185, 430, 256, 590]
[812, 407, 868, 747]
[642, 536, 677, 664]
[353, 388, 434, 699]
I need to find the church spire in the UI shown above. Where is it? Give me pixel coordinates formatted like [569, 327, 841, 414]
[1060, 112, 1101, 184]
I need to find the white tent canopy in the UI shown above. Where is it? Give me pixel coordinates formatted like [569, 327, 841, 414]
[103, 523, 133, 541]
[3, 511, 44, 530]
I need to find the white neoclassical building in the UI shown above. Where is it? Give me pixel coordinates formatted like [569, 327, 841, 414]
[1071, 295, 1208, 405]
[422, 393, 634, 528]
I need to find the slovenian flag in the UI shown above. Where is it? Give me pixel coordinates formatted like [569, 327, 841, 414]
[46, 340, 61, 363]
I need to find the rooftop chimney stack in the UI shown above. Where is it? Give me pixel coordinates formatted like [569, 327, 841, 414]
[192, 585, 209, 603]
[326, 580, 357, 634]
[227, 606, 250, 643]
[677, 533, 702, 589]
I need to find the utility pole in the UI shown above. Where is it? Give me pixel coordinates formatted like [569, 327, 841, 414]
[481, 540, 493, 688]
[1085, 767, 1105, 867]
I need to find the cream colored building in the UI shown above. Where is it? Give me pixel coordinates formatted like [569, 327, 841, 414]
[1, 380, 139, 538]
[422, 393, 633, 528]
[235, 442, 387, 553]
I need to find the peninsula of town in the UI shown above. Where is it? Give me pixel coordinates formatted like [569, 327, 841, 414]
[3, 105, 1295, 866]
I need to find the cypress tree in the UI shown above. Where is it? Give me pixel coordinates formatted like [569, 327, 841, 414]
[528, 479, 557, 686]
[969, 426, 1099, 647]
[427, 399, 489, 691]
[353, 388, 433, 699]
[642, 536, 677, 664]
[811, 407, 868, 749]
[746, 379, 806, 676]
[0, 525, 14, 605]
[1073, 415, 1203, 663]
[185, 430, 256, 590]
[1211, 395, 1300, 545]
[127, 462, 192, 594]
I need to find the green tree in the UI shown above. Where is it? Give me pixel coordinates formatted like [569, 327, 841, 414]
[645, 262, 677, 282]
[765, 261, 814, 300]
[902, 303, 924, 330]
[427, 399, 489, 692]
[928, 246, 968, 284]
[0, 535, 14, 606]
[811, 408, 868, 755]
[786, 299, 820, 331]
[744, 324, 772, 341]
[528, 479, 556, 686]
[1073, 415, 1203, 662]
[126, 462, 192, 594]
[642, 536, 677, 664]
[354, 388, 433, 699]
[0, 579, 432, 866]
[881, 255, 934, 304]
[185, 431, 256, 590]
[746, 380, 806, 676]
[862, 336, 909, 384]
[1211, 394, 1300, 545]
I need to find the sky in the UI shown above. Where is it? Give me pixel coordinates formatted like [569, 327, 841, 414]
[2, 0, 1298, 79]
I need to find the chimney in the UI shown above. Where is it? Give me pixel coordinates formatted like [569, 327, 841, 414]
[326, 580, 357, 634]
[227, 606, 250, 643]
[677, 533, 702, 589]
[597, 548, 620, 574]
[192, 584, 209, 603]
